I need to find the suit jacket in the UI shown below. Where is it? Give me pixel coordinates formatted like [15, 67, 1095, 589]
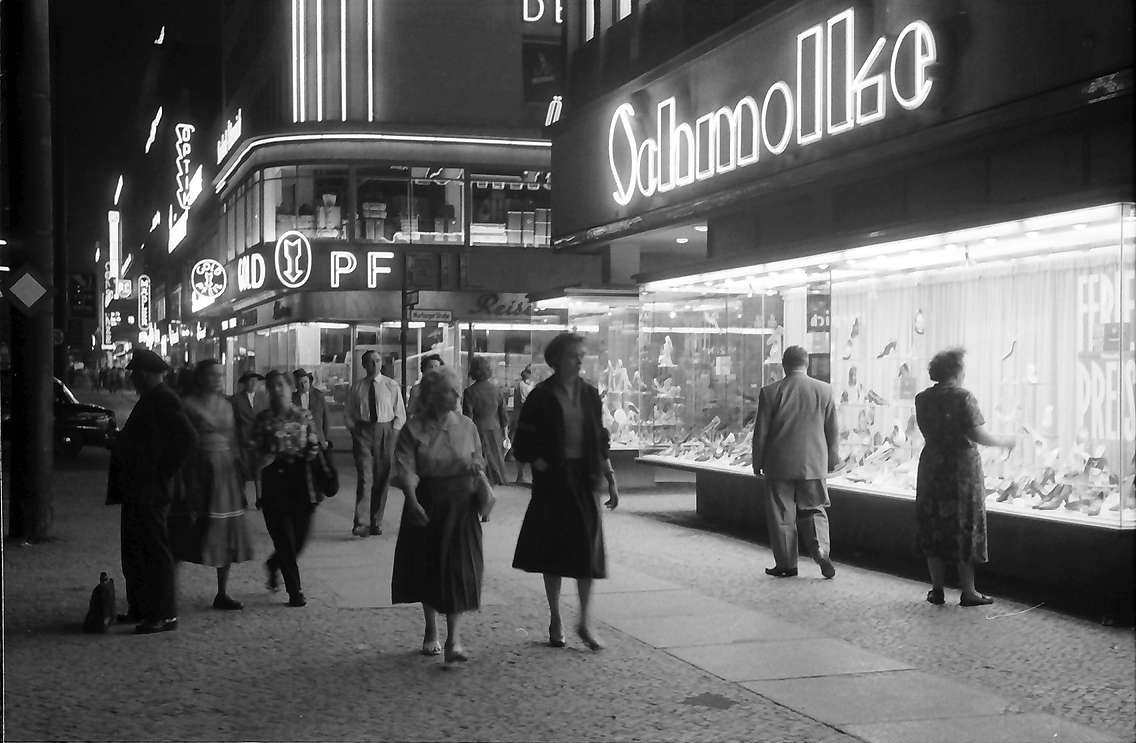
[107, 383, 197, 505]
[293, 387, 330, 444]
[752, 370, 839, 481]
[512, 376, 610, 486]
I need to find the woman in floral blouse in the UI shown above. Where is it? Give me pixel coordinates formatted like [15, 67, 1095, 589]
[254, 369, 322, 607]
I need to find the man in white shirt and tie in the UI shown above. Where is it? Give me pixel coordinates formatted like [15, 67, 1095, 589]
[345, 350, 406, 536]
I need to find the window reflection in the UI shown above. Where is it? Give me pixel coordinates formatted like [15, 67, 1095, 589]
[356, 166, 410, 243]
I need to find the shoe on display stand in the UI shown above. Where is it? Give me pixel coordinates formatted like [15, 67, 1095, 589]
[1002, 338, 1017, 361]
[914, 309, 926, 335]
[876, 340, 897, 359]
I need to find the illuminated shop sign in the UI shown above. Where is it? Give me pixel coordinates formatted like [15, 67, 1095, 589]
[145, 107, 163, 153]
[523, 0, 563, 23]
[150, 211, 161, 232]
[137, 275, 152, 330]
[236, 233, 395, 294]
[191, 258, 227, 313]
[216, 108, 243, 164]
[169, 123, 203, 253]
[107, 210, 121, 284]
[545, 96, 563, 127]
[606, 8, 938, 206]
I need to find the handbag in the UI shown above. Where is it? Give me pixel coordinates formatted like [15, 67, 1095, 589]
[82, 572, 116, 634]
[310, 447, 339, 498]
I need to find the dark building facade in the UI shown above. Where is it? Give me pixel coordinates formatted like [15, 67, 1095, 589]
[550, 0, 1135, 620]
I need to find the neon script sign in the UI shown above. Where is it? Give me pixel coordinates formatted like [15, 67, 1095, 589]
[216, 109, 243, 164]
[607, 8, 937, 206]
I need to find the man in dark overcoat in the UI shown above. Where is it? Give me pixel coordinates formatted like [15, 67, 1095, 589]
[231, 370, 266, 505]
[106, 349, 197, 633]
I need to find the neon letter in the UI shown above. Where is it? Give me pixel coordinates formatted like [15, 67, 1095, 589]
[826, 9, 854, 135]
[608, 103, 638, 206]
[367, 251, 394, 288]
[761, 82, 794, 155]
[796, 22, 823, 145]
[330, 250, 357, 288]
[735, 96, 760, 167]
[890, 20, 936, 110]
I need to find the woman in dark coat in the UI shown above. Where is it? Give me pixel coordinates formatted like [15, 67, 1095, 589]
[462, 355, 510, 486]
[253, 370, 322, 608]
[512, 333, 620, 650]
[392, 367, 486, 665]
[915, 347, 1015, 607]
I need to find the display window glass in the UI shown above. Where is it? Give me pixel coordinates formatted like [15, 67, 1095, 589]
[410, 167, 464, 244]
[262, 165, 349, 242]
[637, 203, 1135, 529]
[532, 293, 640, 449]
[470, 172, 551, 248]
[356, 166, 410, 244]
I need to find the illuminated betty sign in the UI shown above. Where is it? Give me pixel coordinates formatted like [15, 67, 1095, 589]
[216, 109, 243, 164]
[607, 8, 938, 206]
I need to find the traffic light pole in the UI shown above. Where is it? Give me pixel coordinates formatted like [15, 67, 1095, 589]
[5, 0, 57, 542]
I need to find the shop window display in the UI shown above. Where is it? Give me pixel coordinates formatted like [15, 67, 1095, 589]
[355, 166, 410, 244]
[532, 292, 640, 449]
[470, 172, 551, 248]
[410, 167, 464, 244]
[263, 165, 349, 242]
[637, 203, 1135, 528]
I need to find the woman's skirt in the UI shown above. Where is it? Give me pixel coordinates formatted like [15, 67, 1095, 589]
[173, 447, 255, 567]
[478, 427, 507, 485]
[915, 446, 988, 563]
[513, 459, 606, 579]
[391, 474, 483, 614]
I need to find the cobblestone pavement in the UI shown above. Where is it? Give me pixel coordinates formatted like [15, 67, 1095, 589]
[3, 430, 1133, 741]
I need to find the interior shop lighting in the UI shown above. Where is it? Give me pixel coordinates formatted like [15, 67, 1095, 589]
[1020, 203, 1119, 231]
[675, 237, 690, 244]
[215, 133, 550, 193]
[0, 266, 9, 272]
[693, 225, 708, 232]
[316, 322, 350, 329]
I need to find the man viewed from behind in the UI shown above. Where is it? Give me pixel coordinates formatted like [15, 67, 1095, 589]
[106, 349, 197, 634]
[345, 350, 406, 537]
[752, 345, 839, 579]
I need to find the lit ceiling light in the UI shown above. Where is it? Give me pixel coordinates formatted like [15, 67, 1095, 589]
[676, 237, 690, 244]
[1026, 231, 1039, 238]
[693, 225, 708, 232]
[1073, 223, 1087, 230]
[983, 237, 997, 245]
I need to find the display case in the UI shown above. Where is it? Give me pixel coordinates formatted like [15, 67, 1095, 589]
[638, 203, 1136, 530]
[531, 289, 641, 450]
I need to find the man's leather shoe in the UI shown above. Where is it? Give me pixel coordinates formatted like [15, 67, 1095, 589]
[352, 525, 369, 537]
[116, 610, 141, 624]
[287, 593, 307, 607]
[816, 554, 836, 579]
[134, 618, 177, 634]
[765, 567, 798, 577]
[368, 525, 383, 536]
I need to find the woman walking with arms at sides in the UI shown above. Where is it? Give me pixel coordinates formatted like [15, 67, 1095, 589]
[254, 370, 323, 607]
[463, 355, 510, 487]
[510, 365, 535, 484]
[391, 368, 488, 665]
[915, 347, 1015, 607]
[512, 333, 619, 650]
[174, 359, 255, 610]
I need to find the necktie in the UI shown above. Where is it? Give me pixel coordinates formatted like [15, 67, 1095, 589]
[368, 380, 379, 422]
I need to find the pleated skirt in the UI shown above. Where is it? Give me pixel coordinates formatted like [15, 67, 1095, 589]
[391, 474, 484, 614]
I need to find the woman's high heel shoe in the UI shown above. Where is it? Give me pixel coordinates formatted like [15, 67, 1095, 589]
[443, 645, 468, 664]
[576, 625, 604, 651]
[548, 624, 566, 648]
[926, 588, 945, 605]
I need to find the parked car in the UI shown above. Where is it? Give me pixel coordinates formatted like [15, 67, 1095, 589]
[0, 374, 117, 457]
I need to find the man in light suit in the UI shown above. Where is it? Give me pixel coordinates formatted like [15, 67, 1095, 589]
[752, 345, 839, 579]
[345, 350, 406, 537]
[292, 368, 330, 446]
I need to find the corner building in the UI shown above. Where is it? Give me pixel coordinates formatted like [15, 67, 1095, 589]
[180, 0, 597, 411]
[550, 0, 1134, 621]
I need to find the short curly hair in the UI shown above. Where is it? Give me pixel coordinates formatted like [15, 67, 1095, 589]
[544, 332, 586, 369]
[417, 367, 461, 413]
[469, 355, 492, 381]
[928, 347, 966, 383]
[419, 353, 444, 373]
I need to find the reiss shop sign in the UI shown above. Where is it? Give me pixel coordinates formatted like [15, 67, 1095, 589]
[607, 7, 939, 207]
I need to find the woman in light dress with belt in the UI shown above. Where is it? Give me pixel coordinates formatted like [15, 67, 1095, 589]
[391, 367, 487, 666]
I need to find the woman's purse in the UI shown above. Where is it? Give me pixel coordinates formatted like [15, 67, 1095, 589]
[473, 471, 496, 519]
[310, 447, 339, 499]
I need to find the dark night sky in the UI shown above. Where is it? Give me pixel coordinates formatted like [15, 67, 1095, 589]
[56, 0, 217, 272]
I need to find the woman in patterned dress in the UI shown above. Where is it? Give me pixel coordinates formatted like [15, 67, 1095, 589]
[253, 370, 322, 608]
[391, 368, 486, 665]
[915, 348, 1015, 607]
[177, 359, 255, 610]
[462, 355, 509, 487]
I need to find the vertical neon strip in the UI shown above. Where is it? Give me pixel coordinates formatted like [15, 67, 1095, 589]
[340, 0, 347, 121]
[299, 0, 306, 121]
[367, 0, 374, 121]
[291, 0, 298, 122]
[316, 0, 323, 121]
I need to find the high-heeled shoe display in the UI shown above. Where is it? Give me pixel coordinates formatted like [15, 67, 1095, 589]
[913, 309, 926, 335]
[876, 340, 897, 359]
[1002, 338, 1017, 361]
[1035, 483, 1071, 510]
